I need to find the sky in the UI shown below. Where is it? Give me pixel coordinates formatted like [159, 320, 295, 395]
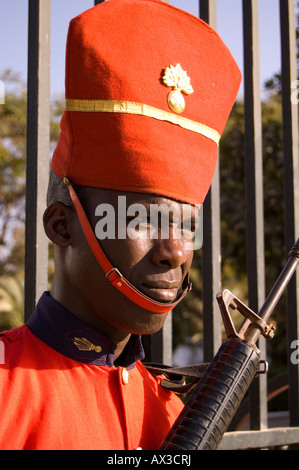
[0, 0, 282, 100]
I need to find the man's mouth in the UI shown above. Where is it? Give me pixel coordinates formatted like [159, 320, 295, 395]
[140, 280, 180, 303]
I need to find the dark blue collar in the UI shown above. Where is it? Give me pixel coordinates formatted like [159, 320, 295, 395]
[27, 292, 145, 368]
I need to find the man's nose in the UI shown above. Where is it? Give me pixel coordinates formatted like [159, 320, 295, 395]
[150, 236, 187, 269]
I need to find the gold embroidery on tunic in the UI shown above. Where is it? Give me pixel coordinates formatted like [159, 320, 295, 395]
[73, 337, 102, 353]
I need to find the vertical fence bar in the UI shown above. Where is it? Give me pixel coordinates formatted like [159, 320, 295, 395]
[242, 0, 267, 430]
[151, 313, 173, 365]
[280, 0, 299, 427]
[149, 0, 172, 364]
[199, 0, 222, 362]
[25, 0, 51, 321]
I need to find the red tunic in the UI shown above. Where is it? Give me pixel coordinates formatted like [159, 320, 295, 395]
[0, 293, 183, 450]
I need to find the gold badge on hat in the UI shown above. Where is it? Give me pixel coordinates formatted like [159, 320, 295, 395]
[162, 64, 194, 114]
[73, 337, 102, 353]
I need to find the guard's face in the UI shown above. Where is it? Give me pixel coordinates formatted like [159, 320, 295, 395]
[65, 188, 196, 338]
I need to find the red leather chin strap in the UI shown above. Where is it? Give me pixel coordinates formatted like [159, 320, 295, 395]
[64, 178, 192, 313]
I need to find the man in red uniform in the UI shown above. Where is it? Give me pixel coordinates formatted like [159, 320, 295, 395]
[0, 0, 241, 450]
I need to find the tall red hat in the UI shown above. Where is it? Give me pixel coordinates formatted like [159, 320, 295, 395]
[51, 0, 241, 206]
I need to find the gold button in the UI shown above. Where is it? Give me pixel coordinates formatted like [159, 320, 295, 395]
[122, 368, 129, 385]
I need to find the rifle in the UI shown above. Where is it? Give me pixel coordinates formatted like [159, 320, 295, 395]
[160, 238, 299, 450]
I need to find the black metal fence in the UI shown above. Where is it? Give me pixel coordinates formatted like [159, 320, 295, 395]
[24, 0, 299, 450]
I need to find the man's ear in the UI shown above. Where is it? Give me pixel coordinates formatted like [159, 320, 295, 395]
[43, 202, 74, 247]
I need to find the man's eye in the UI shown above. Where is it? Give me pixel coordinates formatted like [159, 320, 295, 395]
[179, 219, 197, 237]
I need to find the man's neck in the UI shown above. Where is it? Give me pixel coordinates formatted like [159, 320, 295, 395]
[50, 281, 131, 362]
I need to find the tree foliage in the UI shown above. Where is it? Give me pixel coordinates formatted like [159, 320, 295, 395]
[0, 70, 27, 278]
[0, 70, 61, 330]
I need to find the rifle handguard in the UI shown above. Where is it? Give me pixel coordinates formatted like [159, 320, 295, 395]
[160, 338, 260, 450]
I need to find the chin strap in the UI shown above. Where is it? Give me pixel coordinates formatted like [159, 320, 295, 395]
[63, 177, 192, 313]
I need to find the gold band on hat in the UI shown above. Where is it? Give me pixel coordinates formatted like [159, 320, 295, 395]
[65, 98, 220, 145]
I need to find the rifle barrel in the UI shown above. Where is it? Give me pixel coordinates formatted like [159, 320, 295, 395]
[245, 238, 299, 344]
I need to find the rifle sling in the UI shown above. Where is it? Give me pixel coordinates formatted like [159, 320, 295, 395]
[144, 362, 210, 394]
